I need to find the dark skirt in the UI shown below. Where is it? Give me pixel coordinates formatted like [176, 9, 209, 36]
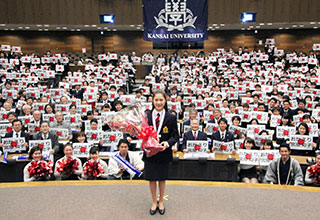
[144, 161, 169, 181]
[239, 166, 258, 180]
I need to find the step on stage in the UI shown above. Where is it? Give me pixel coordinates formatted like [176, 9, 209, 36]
[1, 180, 319, 220]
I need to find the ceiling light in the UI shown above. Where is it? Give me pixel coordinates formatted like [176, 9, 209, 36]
[130, 25, 135, 27]
[215, 26, 220, 29]
[25, 27, 30, 29]
[71, 29, 75, 31]
[44, 29, 49, 31]
[279, 27, 283, 30]
[36, 24, 42, 27]
[220, 24, 225, 26]
[212, 24, 218, 26]
[0, 24, 6, 26]
[97, 27, 101, 29]
[256, 26, 260, 28]
[267, 23, 272, 25]
[56, 27, 61, 29]
[104, 27, 108, 29]
[292, 25, 297, 27]
[299, 24, 304, 27]
[4, 29, 8, 31]
[84, 25, 89, 27]
[62, 27, 67, 29]
[76, 29, 81, 31]
[38, 29, 43, 31]
[44, 24, 49, 27]
[310, 22, 316, 24]
[285, 27, 290, 29]
[249, 26, 254, 28]
[92, 25, 97, 27]
[259, 23, 265, 26]
[18, 27, 23, 29]
[313, 27, 319, 29]
[241, 28, 245, 30]
[113, 29, 116, 31]
[10, 29, 15, 31]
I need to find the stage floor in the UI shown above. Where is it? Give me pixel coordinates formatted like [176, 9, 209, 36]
[1, 180, 319, 220]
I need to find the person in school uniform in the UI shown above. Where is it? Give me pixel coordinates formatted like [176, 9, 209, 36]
[211, 118, 234, 150]
[136, 90, 179, 215]
[82, 146, 109, 180]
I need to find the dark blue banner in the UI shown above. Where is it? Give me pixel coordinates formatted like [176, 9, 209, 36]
[143, 0, 208, 42]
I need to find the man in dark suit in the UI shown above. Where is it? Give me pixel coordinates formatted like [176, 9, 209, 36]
[70, 84, 84, 99]
[0, 119, 30, 153]
[182, 119, 208, 153]
[32, 121, 62, 161]
[211, 118, 234, 150]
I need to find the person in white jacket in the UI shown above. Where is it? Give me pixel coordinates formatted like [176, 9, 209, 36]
[54, 144, 83, 180]
[305, 151, 320, 186]
[108, 139, 144, 180]
[23, 146, 53, 182]
[82, 146, 108, 180]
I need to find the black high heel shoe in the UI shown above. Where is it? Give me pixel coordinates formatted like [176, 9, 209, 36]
[150, 202, 158, 215]
[158, 202, 165, 215]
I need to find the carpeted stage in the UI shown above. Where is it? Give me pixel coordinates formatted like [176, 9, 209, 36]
[0, 180, 319, 220]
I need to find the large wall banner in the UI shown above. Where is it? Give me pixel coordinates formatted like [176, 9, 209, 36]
[143, 0, 208, 42]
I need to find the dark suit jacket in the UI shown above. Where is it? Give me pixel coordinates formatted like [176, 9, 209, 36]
[32, 131, 60, 153]
[144, 111, 179, 163]
[70, 88, 84, 99]
[211, 130, 234, 150]
[5, 131, 30, 142]
[281, 108, 294, 120]
[182, 130, 207, 151]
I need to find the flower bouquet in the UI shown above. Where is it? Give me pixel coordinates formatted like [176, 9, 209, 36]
[28, 160, 53, 180]
[56, 157, 79, 176]
[106, 104, 163, 157]
[83, 159, 104, 179]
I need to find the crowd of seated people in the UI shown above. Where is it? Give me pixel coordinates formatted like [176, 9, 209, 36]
[0, 43, 320, 186]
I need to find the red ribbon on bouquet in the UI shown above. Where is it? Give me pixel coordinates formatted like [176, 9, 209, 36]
[136, 126, 158, 147]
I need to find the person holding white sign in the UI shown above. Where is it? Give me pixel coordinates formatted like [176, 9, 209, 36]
[108, 139, 143, 180]
[239, 138, 258, 184]
[23, 146, 53, 182]
[33, 121, 61, 160]
[291, 123, 317, 156]
[0, 119, 30, 152]
[211, 118, 234, 150]
[181, 119, 208, 153]
[264, 144, 304, 186]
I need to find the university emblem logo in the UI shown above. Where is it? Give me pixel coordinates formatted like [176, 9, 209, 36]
[154, 0, 197, 31]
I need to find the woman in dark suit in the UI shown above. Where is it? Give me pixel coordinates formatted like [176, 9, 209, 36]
[145, 90, 179, 215]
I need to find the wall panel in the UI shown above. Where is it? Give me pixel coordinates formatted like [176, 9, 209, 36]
[0, 0, 319, 25]
[0, 30, 319, 56]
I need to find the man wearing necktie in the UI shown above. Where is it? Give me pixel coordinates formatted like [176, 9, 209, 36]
[32, 121, 61, 161]
[182, 119, 208, 153]
[0, 119, 30, 153]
